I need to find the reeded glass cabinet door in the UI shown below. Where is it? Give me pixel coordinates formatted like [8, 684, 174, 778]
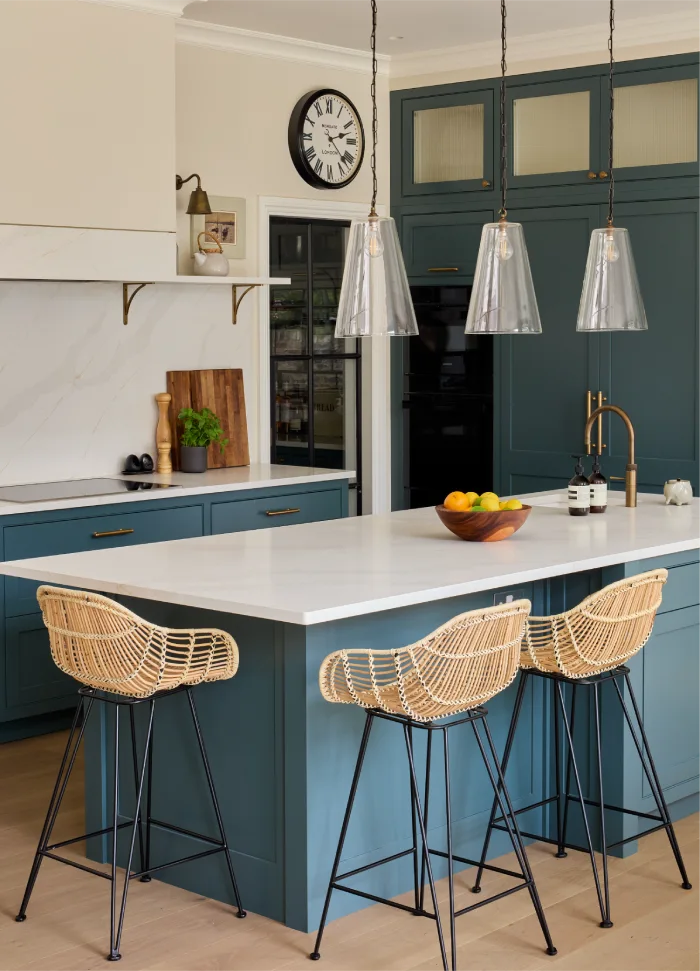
[401, 90, 493, 197]
[609, 66, 698, 181]
[508, 78, 601, 188]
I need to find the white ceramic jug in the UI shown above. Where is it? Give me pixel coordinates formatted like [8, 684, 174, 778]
[663, 479, 693, 505]
[193, 231, 229, 277]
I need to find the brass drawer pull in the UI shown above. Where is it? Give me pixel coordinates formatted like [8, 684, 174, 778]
[428, 267, 459, 273]
[92, 528, 135, 538]
[265, 508, 301, 517]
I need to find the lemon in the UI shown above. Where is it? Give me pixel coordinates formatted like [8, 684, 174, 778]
[499, 500, 508, 510]
[503, 498, 523, 511]
[481, 497, 500, 512]
[480, 491, 499, 503]
[465, 491, 480, 506]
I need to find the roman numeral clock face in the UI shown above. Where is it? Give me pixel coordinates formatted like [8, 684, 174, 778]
[288, 89, 365, 189]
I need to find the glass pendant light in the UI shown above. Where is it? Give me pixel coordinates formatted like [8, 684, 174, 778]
[465, 0, 541, 335]
[577, 0, 647, 332]
[335, 0, 418, 338]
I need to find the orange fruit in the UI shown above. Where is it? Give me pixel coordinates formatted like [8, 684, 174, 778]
[444, 491, 471, 512]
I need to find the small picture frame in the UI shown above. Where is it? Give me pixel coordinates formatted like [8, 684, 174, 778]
[190, 195, 246, 260]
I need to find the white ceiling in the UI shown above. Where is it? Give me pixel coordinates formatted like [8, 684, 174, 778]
[184, 1, 699, 55]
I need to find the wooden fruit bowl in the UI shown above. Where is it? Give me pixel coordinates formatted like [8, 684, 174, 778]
[435, 504, 532, 542]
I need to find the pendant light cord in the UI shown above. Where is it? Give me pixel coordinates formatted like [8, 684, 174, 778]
[607, 0, 615, 227]
[498, 0, 508, 220]
[369, 0, 378, 217]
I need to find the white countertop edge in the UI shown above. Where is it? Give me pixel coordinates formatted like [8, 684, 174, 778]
[6, 534, 698, 626]
[0, 466, 355, 517]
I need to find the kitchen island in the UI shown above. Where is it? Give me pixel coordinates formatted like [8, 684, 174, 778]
[1, 492, 697, 931]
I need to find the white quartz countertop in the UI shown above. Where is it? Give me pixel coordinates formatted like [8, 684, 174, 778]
[0, 491, 697, 625]
[0, 465, 354, 517]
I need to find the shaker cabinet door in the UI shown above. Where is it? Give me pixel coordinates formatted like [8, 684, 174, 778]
[496, 205, 602, 494]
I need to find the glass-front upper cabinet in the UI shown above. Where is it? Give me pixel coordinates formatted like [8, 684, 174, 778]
[400, 89, 494, 198]
[507, 78, 602, 188]
[609, 65, 698, 181]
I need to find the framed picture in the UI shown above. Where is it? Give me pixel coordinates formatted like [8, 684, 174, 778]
[190, 195, 246, 260]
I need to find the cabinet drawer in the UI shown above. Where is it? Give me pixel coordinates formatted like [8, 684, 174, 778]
[5, 613, 76, 713]
[4, 504, 203, 617]
[658, 562, 700, 615]
[402, 211, 492, 281]
[211, 489, 341, 535]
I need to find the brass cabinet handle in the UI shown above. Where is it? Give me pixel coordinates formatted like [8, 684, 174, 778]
[428, 267, 459, 273]
[610, 476, 625, 482]
[585, 390, 607, 455]
[587, 171, 598, 179]
[92, 528, 134, 538]
[598, 171, 609, 179]
[265, 508, 301, 517]
[482, 180, 491, 187]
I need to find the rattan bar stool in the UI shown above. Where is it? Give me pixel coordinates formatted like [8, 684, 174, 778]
[310, 601, 557, 971]
[15, 586, 246, 962]
[473, 569, 692, 928]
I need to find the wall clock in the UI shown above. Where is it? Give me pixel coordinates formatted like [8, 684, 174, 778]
[288, 89, 365, 189]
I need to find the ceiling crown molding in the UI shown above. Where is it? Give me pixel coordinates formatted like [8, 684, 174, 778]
[176, 18, 391, 75]
[80, 0, 204, 17]
[390, 11, 700, 79]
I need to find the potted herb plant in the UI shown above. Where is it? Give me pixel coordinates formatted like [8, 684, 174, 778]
[177, 407, 228, 473]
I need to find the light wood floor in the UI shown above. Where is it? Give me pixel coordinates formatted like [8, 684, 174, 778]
[0, 730, 697, 971]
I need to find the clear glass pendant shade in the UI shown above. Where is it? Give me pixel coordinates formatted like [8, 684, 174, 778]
[576, 226, 647, 331]
[464, 221, 542, 334]
[335, 216, 419, 338]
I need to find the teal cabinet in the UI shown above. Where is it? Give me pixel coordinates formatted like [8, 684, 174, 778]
[400, 210, 493, 283]
[399, 88, 494, 200]
[0, 478, 349, 740]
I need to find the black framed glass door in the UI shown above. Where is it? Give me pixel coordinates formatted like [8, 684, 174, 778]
[269, 217, 361, 511]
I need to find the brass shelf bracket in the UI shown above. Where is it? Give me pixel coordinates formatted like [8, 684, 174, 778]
[122, 283, 152, 326]
[232, 283, 262, 325]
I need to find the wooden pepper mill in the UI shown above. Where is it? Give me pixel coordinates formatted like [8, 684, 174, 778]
[155, 393, 173, 474]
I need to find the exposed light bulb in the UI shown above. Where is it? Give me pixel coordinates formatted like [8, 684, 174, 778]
[365, 219, 384, 259]
[604, 231, 619, 262]
[497, 227, 514, 261]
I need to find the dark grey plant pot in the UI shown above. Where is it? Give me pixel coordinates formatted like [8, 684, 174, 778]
[180, 445, 208, 473]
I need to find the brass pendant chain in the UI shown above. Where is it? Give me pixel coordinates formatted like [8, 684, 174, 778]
[498, 0, 508, 220]
[369, 0, 378, 217]
[607, 0, 615, 228]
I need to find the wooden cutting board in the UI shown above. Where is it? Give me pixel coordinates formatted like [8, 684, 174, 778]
[166, 369, 250, 470]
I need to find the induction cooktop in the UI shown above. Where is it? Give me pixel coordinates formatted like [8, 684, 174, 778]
[0, 478, 182, 503]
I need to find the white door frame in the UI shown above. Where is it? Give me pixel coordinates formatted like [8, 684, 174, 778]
[258, 196, 391, 514]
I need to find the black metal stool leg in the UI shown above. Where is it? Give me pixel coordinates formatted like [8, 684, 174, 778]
[418, 727, 433, 913]
[310, 712, 374, 961]
[403, 723, 449, 971]
[129, 706, 146, 877]
[555, 681, 608, 927]
[552, 678, 567, 858]
[186, 688, 245, 918]
[559, 682, 577, 855]
[475, 718, 558, 956]
[443, 727, 457, 970]
[616, 673, 693, 891]
[407, 725, 420, 915]
[593, 683, 612, 927]
[113, 700, 155, 959]
[16, 696, 92, 922]
[139, 705, 155, 883]
[109, 704, 122, 961]
[472, 671, 528, 893]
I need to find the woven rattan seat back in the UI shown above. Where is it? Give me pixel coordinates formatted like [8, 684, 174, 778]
[37, 585, 238, 698]
[522, 569, 667, 679]
[319, 600, 531, 722]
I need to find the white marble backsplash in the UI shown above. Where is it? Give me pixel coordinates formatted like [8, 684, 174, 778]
[0, 281, 259, 485]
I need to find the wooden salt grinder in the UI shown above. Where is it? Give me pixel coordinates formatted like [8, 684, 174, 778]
[155, 393, 173, 474]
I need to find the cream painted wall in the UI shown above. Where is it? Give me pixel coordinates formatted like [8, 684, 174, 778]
[175, 43, 388, 275]
[0, 1, 175, 233]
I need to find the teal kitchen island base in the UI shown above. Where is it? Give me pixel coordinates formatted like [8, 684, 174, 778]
[1, 495, 697, 932]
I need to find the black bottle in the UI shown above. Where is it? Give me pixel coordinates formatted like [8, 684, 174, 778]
[568, 455, 590, 516]
[588, 455, 607, 514]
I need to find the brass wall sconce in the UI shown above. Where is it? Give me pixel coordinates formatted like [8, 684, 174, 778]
[175, 173, 211, 215]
